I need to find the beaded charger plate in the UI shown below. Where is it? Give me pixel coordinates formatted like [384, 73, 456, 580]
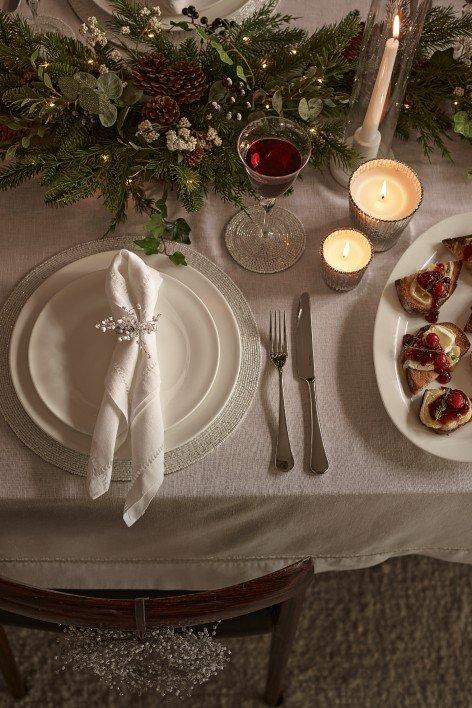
[0, 237, 261, 481]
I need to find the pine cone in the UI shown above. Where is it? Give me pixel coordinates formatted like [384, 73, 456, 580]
[343, 24, 365, 61]
[185, 145, 205, 167]
[162, 61, 207, 105]
[0, 123, 18, 142]
[131, 52, 169, 94]
[142, 95, 180, 125]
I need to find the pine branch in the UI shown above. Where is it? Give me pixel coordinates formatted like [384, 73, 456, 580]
[0, 159, 43, 189]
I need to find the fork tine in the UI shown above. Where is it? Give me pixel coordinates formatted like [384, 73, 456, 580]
[269, 311, 273, 354]
[283, 311, 287, 354]
[277, 309, 281, 355]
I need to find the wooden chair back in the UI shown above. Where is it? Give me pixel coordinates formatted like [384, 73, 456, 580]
[0, 558, 313, 631]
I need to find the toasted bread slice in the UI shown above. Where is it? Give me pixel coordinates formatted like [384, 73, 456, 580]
[465, 308, 472, 333]
[395, 261, 462, 318]
[402, 322, 470, 394]
[419, 388, 472, 435]
[442, 235, 472, 272]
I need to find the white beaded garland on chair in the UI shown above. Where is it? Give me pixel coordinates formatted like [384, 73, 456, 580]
[57, 624, 230, 697]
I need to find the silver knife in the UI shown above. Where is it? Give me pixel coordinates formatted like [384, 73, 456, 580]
[295, 292, 329, 474]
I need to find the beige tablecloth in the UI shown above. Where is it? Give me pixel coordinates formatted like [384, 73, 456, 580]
[1, 0, 471, 590]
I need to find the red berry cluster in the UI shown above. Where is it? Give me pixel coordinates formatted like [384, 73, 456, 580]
[416, 263, 451, 323]
[402, 327, 452, 383]
[429, 388, 470, 425]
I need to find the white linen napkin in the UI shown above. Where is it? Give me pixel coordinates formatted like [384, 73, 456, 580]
[86, 249, 164, 527]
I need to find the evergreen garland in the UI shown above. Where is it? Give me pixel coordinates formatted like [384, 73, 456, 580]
[0, 1, 469, 260]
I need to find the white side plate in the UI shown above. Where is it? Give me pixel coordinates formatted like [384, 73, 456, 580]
[373, 212, 472, 462]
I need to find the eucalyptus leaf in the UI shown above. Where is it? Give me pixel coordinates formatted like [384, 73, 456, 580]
[30, 48, 39, 66]
[42, 72, 53, 91]
[236, 65, 247, 82]
[78, 88, 100, 114]
[5, 144, 17, 159]
[272, 89, 283, 115]
[170, 20, 192, 30]
[99, 99, 118, 127]
[75, 72, 97, 88]
[116, 106, 129, 135]
[21, 135, 31, 148]
[247, 110, 265, 122]
[323, 98, 335, 108]
[208, 80, 226, 102]
[58, 76, 79, 100]
[298, 97, 309, 121]
[169, 251, 187, 266]
[97, 71, 123, 100]
[121, 82, 143, 106]
[308, 97, 323, 118]
[210, 39, 233, 65]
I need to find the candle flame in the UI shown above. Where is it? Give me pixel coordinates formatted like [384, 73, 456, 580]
[342, 241, 351, 258]
[380, 179, 387, 200]
[393, 14, 400, 39]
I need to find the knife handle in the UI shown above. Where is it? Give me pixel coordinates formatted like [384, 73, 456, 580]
[275, 370, 294, 471]
[306, 379, 328, 474]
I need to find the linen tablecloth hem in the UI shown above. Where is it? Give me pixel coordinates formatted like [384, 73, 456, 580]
[2, 547, 472, 590]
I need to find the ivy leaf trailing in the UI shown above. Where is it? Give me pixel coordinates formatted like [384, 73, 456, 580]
[134, 208, 189, 265]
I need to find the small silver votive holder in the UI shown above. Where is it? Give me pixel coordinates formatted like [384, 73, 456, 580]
[320, 229, 373, 292]
[349, 159, 423, 252]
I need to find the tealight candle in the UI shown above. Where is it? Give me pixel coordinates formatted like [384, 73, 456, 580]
[349, 158, 423, 252]
[320, 229, 372, 291]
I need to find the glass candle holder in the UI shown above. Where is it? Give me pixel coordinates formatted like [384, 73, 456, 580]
[320, 229, 372, 292]
[330, 0, 430, 187]
[349, 158, 423, 252]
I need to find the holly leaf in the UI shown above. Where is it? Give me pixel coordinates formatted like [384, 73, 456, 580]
[169, 251, 187, 266]
[97, 71, 123, 100]
[298, 97, 309, 121]
[134, 236, 160, 255]
[165, 217, 191, 244]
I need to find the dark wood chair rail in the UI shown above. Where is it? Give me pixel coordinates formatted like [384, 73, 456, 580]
[0, 557, 314, 705]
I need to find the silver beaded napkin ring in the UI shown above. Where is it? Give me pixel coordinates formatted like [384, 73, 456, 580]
[95, 304, 161, 355]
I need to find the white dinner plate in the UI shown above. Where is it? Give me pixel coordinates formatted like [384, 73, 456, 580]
[10, 251, 241, 455]
[374, 212, 472, 462]
[72, 0, 257, 29]
[28, 270, 220, 435]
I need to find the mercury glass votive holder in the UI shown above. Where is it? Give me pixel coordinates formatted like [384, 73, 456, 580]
[349, 159, 423, 252]
[320, 229, 373, 292]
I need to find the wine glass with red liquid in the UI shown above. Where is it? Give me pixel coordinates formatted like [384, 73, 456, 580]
[225, 117, 312, 273]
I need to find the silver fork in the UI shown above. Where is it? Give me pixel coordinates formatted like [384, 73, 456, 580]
[269, 311, 294, 471]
